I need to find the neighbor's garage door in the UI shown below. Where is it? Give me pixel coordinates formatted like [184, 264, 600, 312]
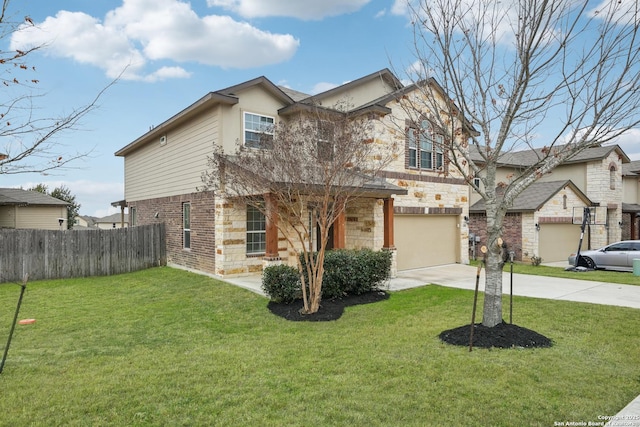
[395, 215, 458, 270]
[539, 223, 582, 262]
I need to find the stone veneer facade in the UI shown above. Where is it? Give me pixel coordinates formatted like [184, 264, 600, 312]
[584, 151, 623, 247]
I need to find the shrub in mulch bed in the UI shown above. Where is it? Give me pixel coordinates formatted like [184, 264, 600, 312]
[439, 321, 553, 349]
[267, 290, 390, 321]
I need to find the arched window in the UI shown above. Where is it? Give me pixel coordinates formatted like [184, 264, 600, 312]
[610, 164, 617, 190]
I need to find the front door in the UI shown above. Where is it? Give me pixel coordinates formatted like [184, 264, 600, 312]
[317, 222, 334, 251]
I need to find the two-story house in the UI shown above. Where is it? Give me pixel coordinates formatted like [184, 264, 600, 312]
[469, 145, 630, 263]
[622, 160, 640, 240]
[115, 69, 472, 277]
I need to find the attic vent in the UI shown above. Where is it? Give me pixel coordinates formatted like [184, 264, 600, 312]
[159, 135, 167, 146]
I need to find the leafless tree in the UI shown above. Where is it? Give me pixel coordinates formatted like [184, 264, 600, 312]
[0, 0, 111, 175]
[200, 105, 397, 314]
[404, 0, 640, 327]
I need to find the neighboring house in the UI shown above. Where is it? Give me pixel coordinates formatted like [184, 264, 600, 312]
[622, 160, 640, 240]
[0, 188, 69, 230]
[115, 69, 472, 277]
[93, 213, 129, 229]
[73, 215, 98, 229]
[73, 214, 129, 230]
[469, 145, 630, 262]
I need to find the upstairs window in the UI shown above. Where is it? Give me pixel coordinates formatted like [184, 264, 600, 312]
[316, 120, 335, 161]
[408, 128, 418, 168]
[406, 120, 446, 171]
[244, 112, 274, 149]
[610, 165, 616, 190]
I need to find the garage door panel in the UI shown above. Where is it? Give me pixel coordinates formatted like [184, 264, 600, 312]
[395, 215, 457, 270]
[539, 223, 582, 262]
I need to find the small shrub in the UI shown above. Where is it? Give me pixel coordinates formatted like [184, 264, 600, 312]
[530, 255, 543, 266]
[300, 249, 392, 299]
[262, 264, 301, 303]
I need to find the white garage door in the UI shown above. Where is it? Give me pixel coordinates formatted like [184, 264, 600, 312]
[539, 223, 582, 262]
[395, 215, 458, 270]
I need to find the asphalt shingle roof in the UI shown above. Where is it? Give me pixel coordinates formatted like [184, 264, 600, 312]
[470, 180, 590, 213]
[469, 144, 629, 167]
[0, 188, 69, 206]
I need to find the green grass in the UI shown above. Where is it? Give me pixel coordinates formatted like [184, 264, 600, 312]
[471, 259, 640, 286]
[1, 267, 639, 426]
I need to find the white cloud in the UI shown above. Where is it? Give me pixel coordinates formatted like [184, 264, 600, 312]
[390, 0, 409, 16]
[612, 128, 640, 161]
[208, 0, 371, 20]
[310, 81, 339, 94]
[10, 0, 300, 81]
[588, 0, 639, 25]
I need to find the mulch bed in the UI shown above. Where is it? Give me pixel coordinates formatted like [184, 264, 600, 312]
[439, 322, 553, 349]
[268, 292, 552, 349]
[267, 290, 390, 321]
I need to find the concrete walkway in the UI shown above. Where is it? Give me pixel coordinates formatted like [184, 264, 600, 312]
[222, 262, 640, 424]
[225, 262, 640, 310]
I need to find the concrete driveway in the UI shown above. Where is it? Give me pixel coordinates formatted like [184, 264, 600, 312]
[391, 263, 640, 309]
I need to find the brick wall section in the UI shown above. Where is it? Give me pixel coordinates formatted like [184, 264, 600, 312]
[128, 191, 216, 275]
[621, 212, 640, 240]
[469, 213, 522, 261]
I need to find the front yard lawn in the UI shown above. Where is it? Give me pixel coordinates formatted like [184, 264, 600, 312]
[1, 267, 638, 426]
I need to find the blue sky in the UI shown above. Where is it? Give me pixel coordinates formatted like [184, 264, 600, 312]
[2, 0, 639, 217]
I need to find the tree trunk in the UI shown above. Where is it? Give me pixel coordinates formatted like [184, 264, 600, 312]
[482, 249, 503, 327]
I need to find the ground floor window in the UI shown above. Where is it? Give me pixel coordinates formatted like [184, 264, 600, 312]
[246, 205, 266, 254]
[183, 202, 191, 249]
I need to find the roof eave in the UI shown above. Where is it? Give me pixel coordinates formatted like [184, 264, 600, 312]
[115, 92, 238, 157]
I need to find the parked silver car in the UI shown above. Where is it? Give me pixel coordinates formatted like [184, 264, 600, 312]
[568, 240, 640, 272]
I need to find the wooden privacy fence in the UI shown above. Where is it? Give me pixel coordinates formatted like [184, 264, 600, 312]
[0, 223, 166, 283]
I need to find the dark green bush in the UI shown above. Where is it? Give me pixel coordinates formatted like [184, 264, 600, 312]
[261, 264, 301, 303]
[300, 249, 392, 299]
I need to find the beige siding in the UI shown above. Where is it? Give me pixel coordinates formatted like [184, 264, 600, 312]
[623, 176, 640, 204]
[125, 107, 220, 201]
[0, 206, 16, 228]
[317, 78, 399, 110]
[219, 87, 291, 153]
[540, 163, 587, 191]
[124, 87, 293, 202]
[15, 206, 67, 230]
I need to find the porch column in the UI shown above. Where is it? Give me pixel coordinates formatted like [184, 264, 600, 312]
[333, 208, 346, 249]
[265, 193, 279, 259]
[383, 197, 395, 249]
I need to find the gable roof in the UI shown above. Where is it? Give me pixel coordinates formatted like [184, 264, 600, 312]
[470, 144, 630, 167]
[277, 69, 401, 118]
[306, 68, 403, 104]
[115, 76, 294, 157]
[95, 213, 129, 223]
[0, 188, 69, 206]
[469, 180, 591, 213]
[622, 160, 640, 176]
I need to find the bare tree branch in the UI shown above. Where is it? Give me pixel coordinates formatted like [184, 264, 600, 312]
[404, 0, 640, 327]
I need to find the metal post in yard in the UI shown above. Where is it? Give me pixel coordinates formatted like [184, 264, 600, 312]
[0, 275, 29, 374]
[469, 246, 487, 352]
[509, 250, 515, 324]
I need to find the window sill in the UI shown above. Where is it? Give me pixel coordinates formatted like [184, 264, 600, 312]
[246, 252, 265, 258]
